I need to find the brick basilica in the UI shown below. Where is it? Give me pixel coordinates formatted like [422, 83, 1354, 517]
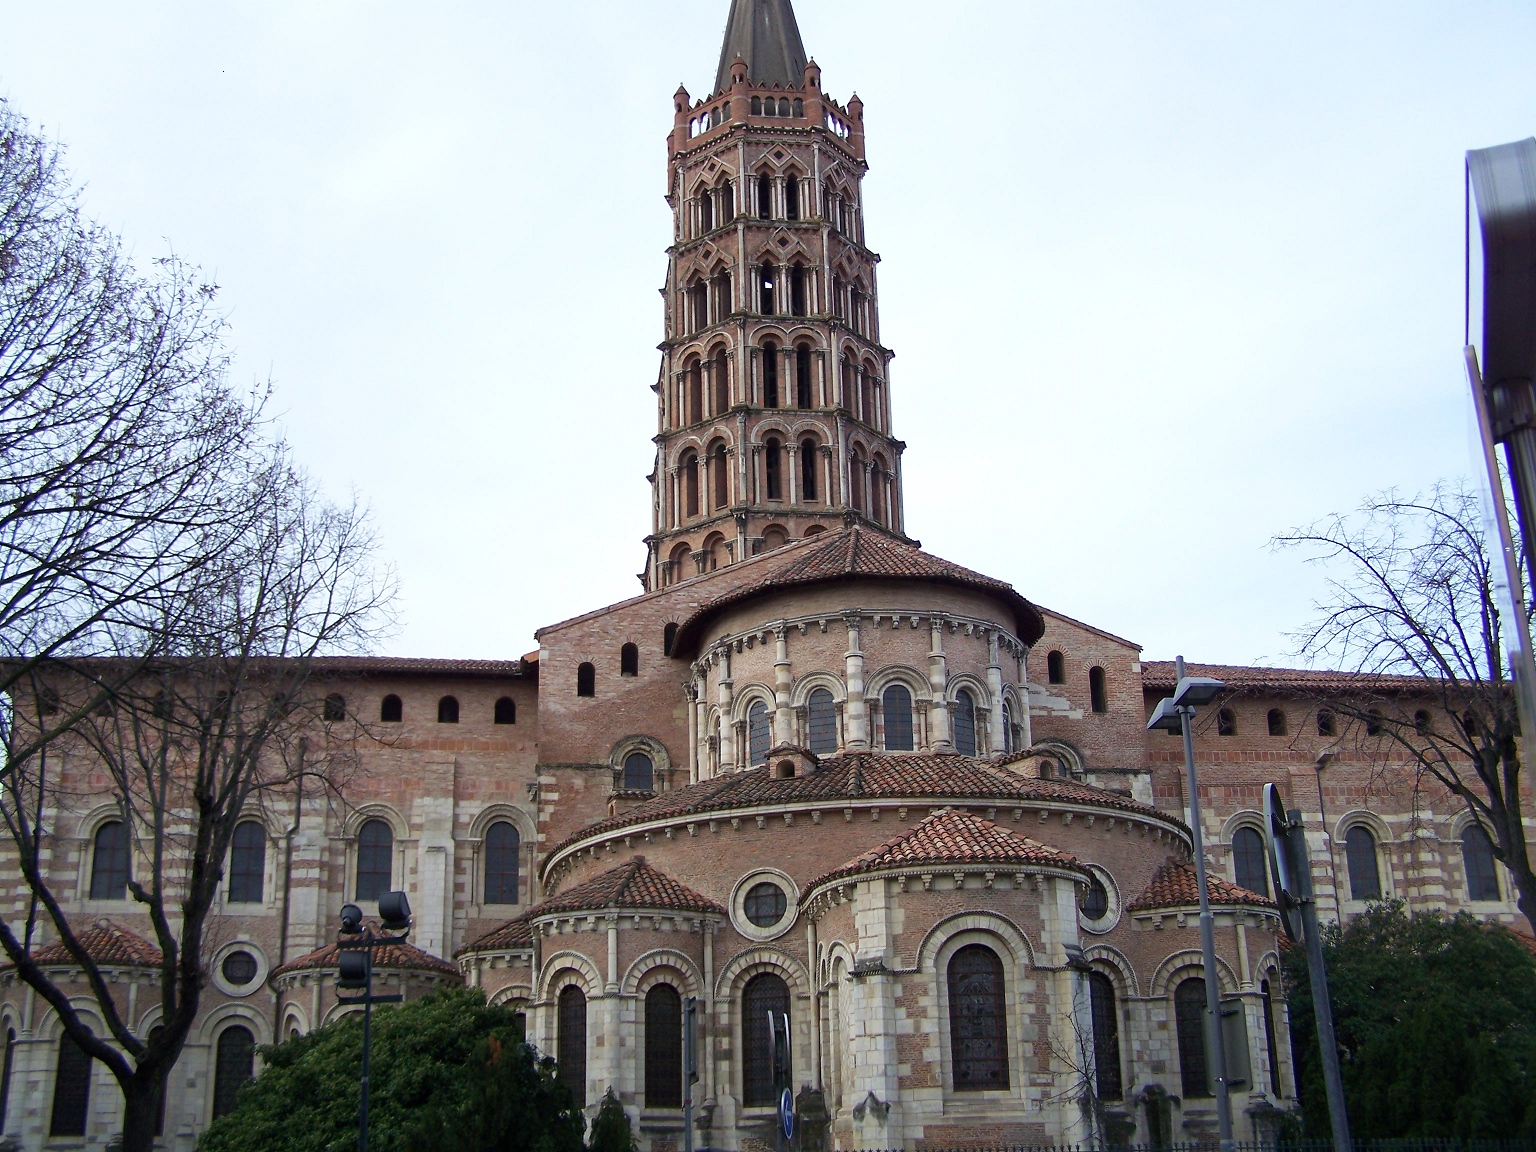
[1, 1, 1529, 1150]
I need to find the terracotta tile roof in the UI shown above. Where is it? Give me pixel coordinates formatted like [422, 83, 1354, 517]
[535, 858, 724, 918]
[454, 914, 535, 958]
[271, 935, 462, 980]
[18, 923, 163, 969]
[671, 525, 1045, 653]
[806, 809, 1084, 893]
[1141, 661, 1437, 697]
[546, 752, 1177, 866]
[305, 656, 528, 679]
[1128, 860, 1273, 912]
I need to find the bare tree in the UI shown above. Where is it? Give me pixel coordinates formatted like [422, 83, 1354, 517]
[1, 98, 267, 764]
[0, 461, 392, 1152]
[0, 100, 395, 1150]
[1275, 481, 1536, 935]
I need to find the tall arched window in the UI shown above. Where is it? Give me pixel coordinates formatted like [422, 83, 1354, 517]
[742, 973, 790, 1106]
[1268, 708, 1287, 736]
[882, 684, 914, 751]
[682, 451, 700, 518]
[644, 984, 683, 1109]
[1175, 977, 1210, 1097]
[807, 688, 837, 754]
[437, 695, 459, 724]
[484, 820, 521, 904]
[356, 819, 393, 902]
[494, 696, 516, 724]
[577, 662, 597, 698]
[212, 1026, 254, 1119]
[621, 643, 639, 676]
[623, 753, 654, 792]
[1047, 650, 1065, 684]
[558, 985, 587, 1105]
[1463, 824, 1501, 900]
[757, 173, 771, 219]
[712, 348, 730, 413]
[795, 344, 813, 407]
[1089, 667, 1108, 714]
[765, 438, 783, 500]
[762, 342, 779, 406]
[710, 442, 730, 509]
[790, 267, 807, 317]
[1232, 827, 1269, 896]
[759, 265, 776, 315]
[699, 189, 713, 233]
[1002, 700, 1015, 754]
[380, 694, 402, 723]
[90, 821, 129, 900]
[859, 368, 874, 425]
[953, 690, 978, 756]
[948, 944, 1008, 1091]
[686, 359, 703, 424]
[720, 182, 734, 222]
[1345, 826, 1381, 901]
[1088, 972, 1123, 1101]
[800, 438, 818, 501]
[871, 454, 890, 526]
[49, 1032, 91, 1136]
[323, 693, 346, 721]
[748, 700, 771, 766]
[850, 446, 867, 514]
[229, 821, 266, 904]
[785, 174, 800, 220]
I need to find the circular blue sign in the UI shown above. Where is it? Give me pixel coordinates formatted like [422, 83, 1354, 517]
[779, 1089, 795, 1141]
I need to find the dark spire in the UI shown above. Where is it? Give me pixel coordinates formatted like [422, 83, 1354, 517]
[714, 0, 809, 93]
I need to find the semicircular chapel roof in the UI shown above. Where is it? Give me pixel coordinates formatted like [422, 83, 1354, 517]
[13, 922, 164, 970]
[544, 752, 1181, 872]
[455, 914, 536, 959]
[804, 808, 1087, 896]
[532, 858, 724, 918]
[672, 526, 1045, 653]
[271, 935, 462, 981]
[1128, 860, 1274, 913]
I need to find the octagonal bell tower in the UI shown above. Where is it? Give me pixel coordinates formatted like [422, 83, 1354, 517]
[645, 0, 906, 591]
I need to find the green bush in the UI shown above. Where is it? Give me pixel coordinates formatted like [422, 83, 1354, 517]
[1284, 901, 1536, 1139]
[197, 989, 584, 1152]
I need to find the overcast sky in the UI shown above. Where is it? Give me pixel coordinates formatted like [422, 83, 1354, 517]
[3, 1, 1533, 666]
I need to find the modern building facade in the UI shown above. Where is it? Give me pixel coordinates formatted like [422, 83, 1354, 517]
[0, 2, 1529, 1150]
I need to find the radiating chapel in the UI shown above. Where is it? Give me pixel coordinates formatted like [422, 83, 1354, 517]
[2, 2, 1529, 1150]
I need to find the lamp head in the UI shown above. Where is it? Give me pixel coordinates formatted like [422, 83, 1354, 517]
[1146, 696, 1183, 733]
[1172, 676, 1226, 708]
[337, 948, 369, 989]
[379, 890, 412, 933]
[1315, 750, 1336, 771]
[339, 903, 363, 934]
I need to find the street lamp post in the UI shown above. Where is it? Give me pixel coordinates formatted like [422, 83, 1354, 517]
[337, 892, 412, 1152]
[1147, 656, 1234, 1152]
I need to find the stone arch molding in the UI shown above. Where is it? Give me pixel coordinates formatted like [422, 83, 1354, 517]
[469, 802, 537, 843]
[623, 948, 704, 998]
[1221, 808, 1267, 842]
[732, 684, 777, 724]
[1150, 949, 1239, 997]
[490, 984, 534, 1007]
[792, 671, 846, 706]
[865, 663, 929, 700]
[196, 1001, 272, 1048]
[343, 803, 409, 841]
[609, 735, 672, 779]
[1333, 808, 1393, 844]
[39, 999, 107, 1043]
[538, 950, 604, 1001]
[1082, 943, 1139, 997]
[915, 910, 1036, 975]
[714, 945, 810, 1002]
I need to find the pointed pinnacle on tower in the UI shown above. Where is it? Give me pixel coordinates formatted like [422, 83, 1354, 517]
[714, 0, 809, 94]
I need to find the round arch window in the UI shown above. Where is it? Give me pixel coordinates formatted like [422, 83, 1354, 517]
[221, 950, 259, 986]
[1079, 875, 1109, 922]
[744, 882, 786, 927]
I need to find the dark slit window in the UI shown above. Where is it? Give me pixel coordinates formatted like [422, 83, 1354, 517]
[763, 343, 779, 406]
[663, 622, 679, 657]
[1175, 977, 1210, 1097]
[212, 1026, 254, 1118]
[1047, 650, 1065, 684]
[558, 985, 587, 1105]
[1232, 826, 1269, 896]
[953, 690, 978, 756]
[89, 821, 129, 900]
[807, 688, 837, 754]
[1089, 972, 1123, 1101]
[49, 1032, 92, 1136]
[228, 820, 266, 904]
[484, 820, 521, 904]
[785, 174, 800, 220]
[800, 438, 818, 500]
[882, 684, 914, 752]
[644, 984, 683, 1109]
[765, 438, 782, 500]
[796, 344, 812, 405]
[1217, 707, 1237, 736]
[323, 693, 346, 721]
[380, 694, 402, 723]
[494, 696, 516, 724]
[948, 944, 1008, 1091]
[1267, 708, 1286, 736]
[577, 662, 596, 698]
[355, 819, 393, 902]
[437, 695, 459, 724]
[742, 972, 790, 1106]
[621, 643, 639, 676]
[1089, 667, 1109, 713]
[757, 173, 771, 219]
[791, 267, 807, 318]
